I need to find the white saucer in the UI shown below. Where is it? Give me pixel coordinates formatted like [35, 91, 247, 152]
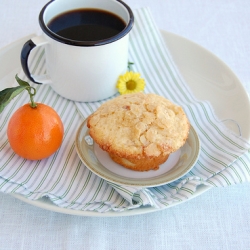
[75, 120, 200, 187]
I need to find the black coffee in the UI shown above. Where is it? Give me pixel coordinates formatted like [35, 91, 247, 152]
[47, 9, 126, 41]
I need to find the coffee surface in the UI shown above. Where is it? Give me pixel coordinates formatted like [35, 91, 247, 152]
[48, 9, 126, 41]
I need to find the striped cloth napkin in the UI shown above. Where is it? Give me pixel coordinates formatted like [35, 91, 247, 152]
[0, 8, 250, 213]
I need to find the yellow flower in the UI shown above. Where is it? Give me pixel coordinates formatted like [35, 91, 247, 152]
[116, 71, 145, 95]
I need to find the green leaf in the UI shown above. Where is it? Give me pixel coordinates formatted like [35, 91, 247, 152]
[0, 74, 37, 113]
[15, 74, 30, 87]
[0, 85, 27, 113]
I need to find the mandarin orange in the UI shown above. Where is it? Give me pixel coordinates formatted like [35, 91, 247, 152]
[7, 103, 64, 160]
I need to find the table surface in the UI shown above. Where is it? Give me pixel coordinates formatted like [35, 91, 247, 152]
[0, 1, 250, 249]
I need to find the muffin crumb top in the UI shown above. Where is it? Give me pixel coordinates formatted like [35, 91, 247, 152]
[87, 93, 190, 159]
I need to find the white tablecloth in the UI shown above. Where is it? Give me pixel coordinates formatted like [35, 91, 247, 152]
[0, 0, 250, 249]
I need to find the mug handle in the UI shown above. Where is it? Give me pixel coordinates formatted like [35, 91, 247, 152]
[20, 35, 52, 84]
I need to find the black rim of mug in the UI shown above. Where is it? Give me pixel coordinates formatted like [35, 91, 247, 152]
[39, 0, 134, 46]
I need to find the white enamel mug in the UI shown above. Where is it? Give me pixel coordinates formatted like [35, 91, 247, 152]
[21, 0, 134, 102]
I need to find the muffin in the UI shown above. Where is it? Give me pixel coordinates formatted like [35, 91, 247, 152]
[87, 93, 190, 171]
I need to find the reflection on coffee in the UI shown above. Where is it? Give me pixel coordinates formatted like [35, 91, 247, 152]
[47, 9, 127, 41]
